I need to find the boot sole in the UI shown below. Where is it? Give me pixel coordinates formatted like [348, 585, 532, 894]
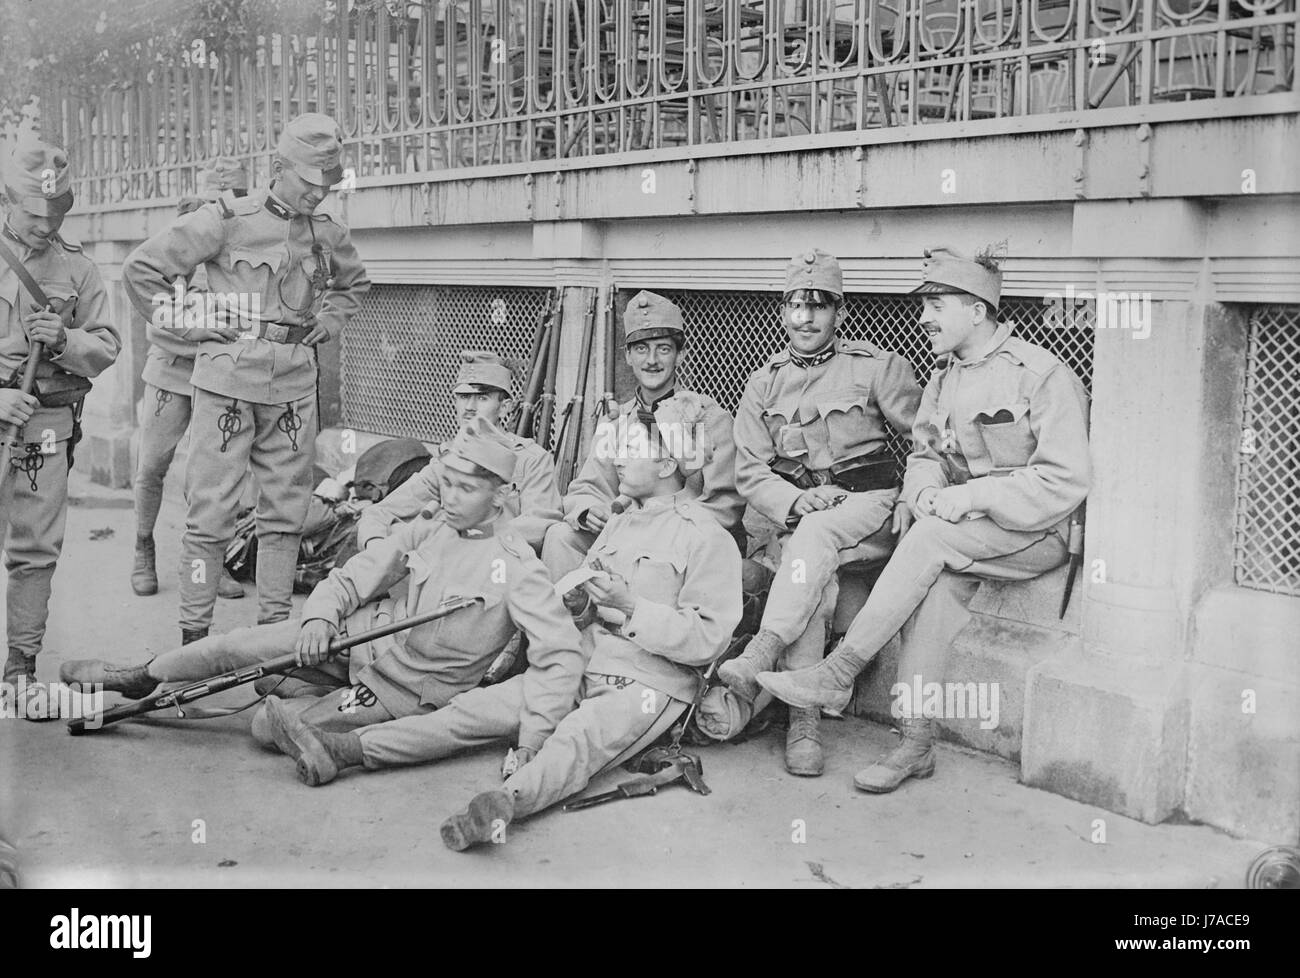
[716, 659, 761, 703]
[854, 760, 937, 793]
[131, 582, 159, 596]
[755, 672, 851, 715]
[441, 791, 514, 852]
[264, 697, 337, 788]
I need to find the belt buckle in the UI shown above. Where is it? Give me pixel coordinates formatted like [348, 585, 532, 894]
[263, 322, 290, 343]
[811, 469, 832, 487]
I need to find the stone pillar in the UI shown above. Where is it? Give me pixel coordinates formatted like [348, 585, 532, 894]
[1022, 296, 1208, 823]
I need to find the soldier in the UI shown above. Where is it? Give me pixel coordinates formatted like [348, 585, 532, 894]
[719, 250, 921, 776]
[355, 349, 561, 554]
[540, 290, 743, 579]
[758, 246, 1091, 792]
[0, 138, 121, 702]
[131, 157, 249, 601]
[259, 394, 742, 853]
[62, 418, 583, 747]
[123, 113, 370, 645]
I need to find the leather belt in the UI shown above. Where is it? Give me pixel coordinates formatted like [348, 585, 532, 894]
[252, 321, 312, 345]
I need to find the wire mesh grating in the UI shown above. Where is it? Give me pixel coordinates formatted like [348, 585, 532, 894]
[1234, 305, 1300, 597]
[340, 285, 552, 443]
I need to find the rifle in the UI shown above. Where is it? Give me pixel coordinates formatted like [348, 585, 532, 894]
[513, 288, 556, 437]
[67, 597, 479, 735]
[555, 289, 598, 492]
[534, 287, 566, 451]
[596, 284, 618, 421]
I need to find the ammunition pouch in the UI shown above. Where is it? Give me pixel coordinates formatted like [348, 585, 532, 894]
[770, 452, 898, 494]
[34, 372, 93, 409]
[769, 456, 818, 491]
[827, 454, 899, 493]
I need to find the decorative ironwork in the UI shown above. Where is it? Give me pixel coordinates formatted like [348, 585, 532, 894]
[1235, 304, 1300, 597]
[39, 0, 1298, 204]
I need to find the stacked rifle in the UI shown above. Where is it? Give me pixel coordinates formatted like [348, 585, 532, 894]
[513, 285, 618, 495]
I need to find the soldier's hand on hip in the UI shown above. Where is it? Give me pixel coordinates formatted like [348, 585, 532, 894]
[295, 619, 338, 666]
[932, 485, 974, 523]
[891, 499, 915, 537]
[24, 309, 66, 352]
[301, 322, 330, 346]
[0, 389, 38, 426]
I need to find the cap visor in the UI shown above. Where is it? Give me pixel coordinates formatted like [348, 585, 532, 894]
[453, 382, 505, 395]
[910, 281, 962, 296]
[291, 163, 343, 187]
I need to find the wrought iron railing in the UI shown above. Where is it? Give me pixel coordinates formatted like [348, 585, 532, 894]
[37, 0, 1298, 205]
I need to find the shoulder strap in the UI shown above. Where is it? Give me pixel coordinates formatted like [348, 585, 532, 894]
[0, 237, 51, 308]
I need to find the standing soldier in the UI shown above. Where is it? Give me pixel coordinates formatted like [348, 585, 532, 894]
[62, 418, 584, 748]
[758, 246, 1090, 792]
[541, 290, 743, 578]
[0, 138, 121, 698]
[130, 157, 249, 601]
[356, 350, 562, 554]
[123, 113, 370, 645]
[721, 250, 921, 776]
[259, 395, 742, 855]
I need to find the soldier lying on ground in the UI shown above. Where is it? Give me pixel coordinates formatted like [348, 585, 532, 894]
[61, 418, 583, 751]
[758, 246, 1091, 793]
[355, 350, 562, 555]
[259, 394, 742, 852]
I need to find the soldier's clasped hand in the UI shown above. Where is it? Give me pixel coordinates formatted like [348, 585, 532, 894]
[295, 619, 338, 666]
[584, 569, 636, 616]
[24, 308, 67, 353]
[792, 485, 846, 517]
[580, 505, 610, 533]
[931, 484, 974, 522]
[0, 389, 38, 427]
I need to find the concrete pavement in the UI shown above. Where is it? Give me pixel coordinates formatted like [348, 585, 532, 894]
[0, 471, 1269, 888]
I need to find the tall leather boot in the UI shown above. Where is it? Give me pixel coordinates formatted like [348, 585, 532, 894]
[182, 628, 209, 646]
[261, 697, 363, 786]
[217, 570, 245, 600]
[785, 706, 824, 777]
[717, 629, 786, 703]
[756, 640, 870, 715]
[255, 535, 300, 625]
[853, 716, 937, 792]
[131, 536, 158, 596]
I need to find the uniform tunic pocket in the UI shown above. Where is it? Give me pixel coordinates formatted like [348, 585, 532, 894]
[973, 401, 1033, 469]
[629, 548, 686, 607]
[820, 395, 870, 459]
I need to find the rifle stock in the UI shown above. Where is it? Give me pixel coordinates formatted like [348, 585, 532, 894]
[67, 597, 479, 735]
[0, 341, 44, 492]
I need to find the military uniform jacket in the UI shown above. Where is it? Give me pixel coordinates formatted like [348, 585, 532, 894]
[122, 188, 370, 404]
[902, 323, 1091, 536]
[0, 232, 121, 443]
[356, 432, 562, 551]
[563, 390, 744, 532]
[733, 337, 921, 524]
[581, 492, 742, 703]
[140, 262, 216, 395]
[302, 514, 585, 750]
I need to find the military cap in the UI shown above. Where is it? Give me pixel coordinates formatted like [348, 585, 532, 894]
[453, 350, 514, 395]
[624, 290, 685, 347]
[911, 245, 1002, 311]
[443, 416, 517, 483]
[2, 138, 73, 217]
[784, 249, 843, 297]
[276, 113, 345, 187]
[197, 156, 249, 199]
